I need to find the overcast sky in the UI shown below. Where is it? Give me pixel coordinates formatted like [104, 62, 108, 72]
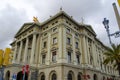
[0, 0, 120, 49]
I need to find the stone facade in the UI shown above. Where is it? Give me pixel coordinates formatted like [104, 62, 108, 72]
[4, 11, 120, 80]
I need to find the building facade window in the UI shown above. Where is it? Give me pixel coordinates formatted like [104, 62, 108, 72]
[67, 37, 71, 44]
[53, 37, 57, 44]
[75, 42, 78, 48]
[52, 51, 57, 63]
[76, 54, 80, 64]
[68, 52, 71, 63]
[41, 74, 45, 80]
[67, 72, 72, 80]
[77, 74, 81, 80]
[42, 54, 46, 64]
[53, 28, 57, 32]
[51, 73, 57, 80]
[66, 28, 71, 33]
[43, 41, 47, 48]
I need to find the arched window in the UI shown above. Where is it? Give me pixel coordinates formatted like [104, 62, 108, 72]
[51, 73, 56, 80]
[67, 73, 72, 80]
[41, 74, 45, 80]
[77, 74, 81, 80]
[93, 74, 97, 80]
[5, 70, 10, 80]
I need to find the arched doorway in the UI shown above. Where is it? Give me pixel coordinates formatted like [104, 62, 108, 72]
[51, 73, 56, 80]
[77, 72, 82, 80]
[103, 76, 105, 80]
[93, 74, 97, 80]
[67, 71, 74, 80]
[39, 72, 45, 80]
[5, 70, 10, 80]
[16, 71, 28, 80]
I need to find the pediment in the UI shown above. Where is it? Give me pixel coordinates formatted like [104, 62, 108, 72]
[15, 23, 34, 37]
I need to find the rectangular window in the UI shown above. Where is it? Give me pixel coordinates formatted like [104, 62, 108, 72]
[53, 28, 57, 32]
[67, 37, 71, 44]
[42, 54, 46, 64]
[52, 51, 56, 63]
[75, 42, 78, 48]
[43, 41, 47, 48]
[53, 37, 57, 44]
[76, 54, 80, 64]
[66, 28, 70, 33]
[68, 52, 71, 63]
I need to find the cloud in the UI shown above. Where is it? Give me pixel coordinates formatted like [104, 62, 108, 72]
[0, 4, 29, 49]
[0, 0, 120, 49]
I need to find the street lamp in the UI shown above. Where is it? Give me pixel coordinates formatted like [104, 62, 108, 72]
[102, 18, 112, 45]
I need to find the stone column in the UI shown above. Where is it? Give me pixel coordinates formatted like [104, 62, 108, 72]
[30, 33, 37, 64]
[81, 35, 88, 65]
[13, 43, 17, 63]
[23, 37, 29, 63]
[47, 33, 51, 65]
[18, 41, 23, 63]
[72, 33, 76, 64]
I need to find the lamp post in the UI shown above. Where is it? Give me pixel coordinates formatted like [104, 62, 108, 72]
[102, 18, 112, 45]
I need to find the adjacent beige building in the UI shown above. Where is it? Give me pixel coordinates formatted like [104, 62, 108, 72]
[4, 11, 120, 80]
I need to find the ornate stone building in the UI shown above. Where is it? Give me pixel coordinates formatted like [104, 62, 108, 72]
[4, 11, 119, 80]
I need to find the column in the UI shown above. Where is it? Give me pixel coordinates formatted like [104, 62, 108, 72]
[58, 26, 62, 63]
[18, 41, 23, 62]
[47, 33, 51, 65]
[13, 43, 17, 63]
[81, 35, 88, 65]
[30, 33, 37, 64]
[72, 33, 76, 64]
[23, 37, 29, 63]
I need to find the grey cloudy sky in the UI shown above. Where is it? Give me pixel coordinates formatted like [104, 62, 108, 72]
[0, 0, 120, 49]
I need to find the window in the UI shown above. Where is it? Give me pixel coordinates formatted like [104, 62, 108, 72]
[76, 54, 80, 64]
[53, 37, 57, 44]
[41, 74, 45, 80]
[52, 51, 57, 63]
[43, 41, 47, 48]
[44, 33, 47, 36]
[68, 52, 71, 63]
[75, 42, 78, 48]
[42, 54, 46, 64]
[77, 74, 81, 80]
[52, 73, 57, 80]
[67, 73, 72, 80]
[67, 37, 71, 44]
[53, 28, 57, 32]
[75, 33, 78, 37]
[66, 28, 71, 33]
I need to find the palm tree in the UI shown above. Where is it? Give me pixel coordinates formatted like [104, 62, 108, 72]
[103, 44, 120, 75]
